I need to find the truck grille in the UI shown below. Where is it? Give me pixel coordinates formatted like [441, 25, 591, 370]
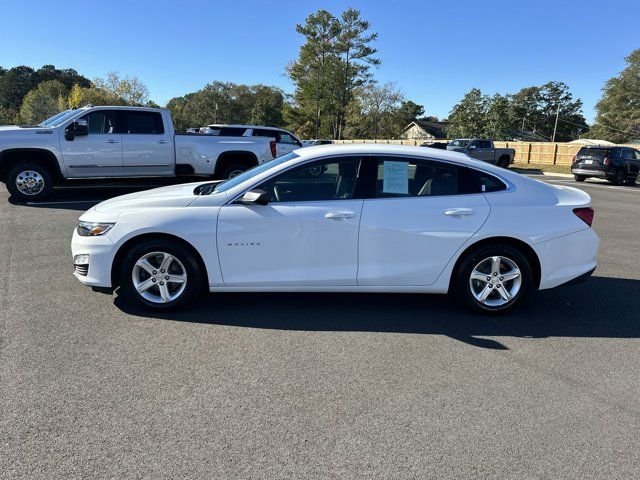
[74, 264, 89, 276]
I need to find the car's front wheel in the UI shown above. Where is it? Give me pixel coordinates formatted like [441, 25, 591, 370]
[454, 244, 533, 314]
[6, 162, 54, 201]
[574, 174, 586, 182]
[119, 239, 204, 309]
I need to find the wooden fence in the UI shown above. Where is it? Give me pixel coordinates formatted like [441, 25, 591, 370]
[333, 139, 639, 166]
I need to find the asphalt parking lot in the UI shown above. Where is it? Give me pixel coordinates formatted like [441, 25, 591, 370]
[1, 176, 639, 479]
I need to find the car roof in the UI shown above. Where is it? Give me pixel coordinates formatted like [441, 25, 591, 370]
[296, 143, 506, 172]
[206, 124, 285, 131]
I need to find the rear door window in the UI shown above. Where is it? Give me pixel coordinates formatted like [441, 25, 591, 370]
[578, 148, 610, 158]
[277, 132, 300, 145]
[252, 129, 277, 138]
[121, 111, 164, 134]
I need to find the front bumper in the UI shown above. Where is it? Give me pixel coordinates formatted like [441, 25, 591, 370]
[533, 227, 599, 290]
[71, 229, 117, 288]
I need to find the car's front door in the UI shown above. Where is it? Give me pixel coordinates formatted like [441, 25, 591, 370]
[357, 156, 491, 286]
[217, 156, 363, 286]
[468, 140, 494, 162]
[275, 131, 302, 157]
[120, 110, 173, 176]
[60, 110, 123, 177]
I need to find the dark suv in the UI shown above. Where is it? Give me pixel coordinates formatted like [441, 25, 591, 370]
[572, 146, 640, 185]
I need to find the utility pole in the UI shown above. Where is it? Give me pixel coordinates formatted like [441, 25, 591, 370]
[552, 102, 560, 142]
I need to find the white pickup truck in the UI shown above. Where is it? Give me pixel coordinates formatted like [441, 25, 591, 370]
[0, 105, 301, 200]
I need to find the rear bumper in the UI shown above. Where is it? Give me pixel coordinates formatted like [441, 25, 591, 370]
[534, 228, 599, 290]
[571, 168, 607, 178]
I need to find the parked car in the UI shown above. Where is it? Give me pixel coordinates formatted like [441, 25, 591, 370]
[302, 139, 333, 147]
[202, 124, 302, 155]
[420, 141, 448, 149]
[571, 146, 640, 185]
[0, 105, 301, 201]
[71, 144, 598, 315]
[446, 139, 515, 168]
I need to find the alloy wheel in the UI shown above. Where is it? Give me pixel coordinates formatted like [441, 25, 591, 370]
[132, 251, 188, 304]
[469, 256, 522, 307]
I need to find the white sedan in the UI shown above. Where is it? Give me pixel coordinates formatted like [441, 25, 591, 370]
[71, 144, 599, 314]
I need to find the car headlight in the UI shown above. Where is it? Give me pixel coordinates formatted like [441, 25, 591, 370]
[76, 221, 115, 237]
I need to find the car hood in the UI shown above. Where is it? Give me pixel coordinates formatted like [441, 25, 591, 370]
[92, 182, 204, 215]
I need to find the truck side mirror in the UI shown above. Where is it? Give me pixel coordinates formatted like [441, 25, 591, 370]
[65, 119, 88, 141]
[238, 189, 269, 206]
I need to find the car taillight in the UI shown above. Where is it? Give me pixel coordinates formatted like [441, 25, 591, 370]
[572, 155, 577, 164]
[603, 157, 610, 166]
[573, 207, 594, 227]
[270, 140, 277, 158]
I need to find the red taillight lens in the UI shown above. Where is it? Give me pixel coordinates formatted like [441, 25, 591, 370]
[572, 155, 577, 164]
[603, 157, 610, 166]
[573, 207, 594, 227]
[270, 140, 277, 158]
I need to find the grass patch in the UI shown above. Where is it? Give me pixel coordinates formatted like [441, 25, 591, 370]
[512, 162, 572, 175]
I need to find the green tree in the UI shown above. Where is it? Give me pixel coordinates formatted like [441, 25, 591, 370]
[484, 94, 514, 140]
[19, 80, 68, 125]
[334, 8, 380, 139]
[166, 82, 286, 132]
[589, 49, 640, 143]
[447, 88, 490, 138]
[94, 72, 150, 105]
[510, 82, 587, 141]
[394, 100, 425, 130]
[288, 10, 340, 138]
[67, 83, 126, 108]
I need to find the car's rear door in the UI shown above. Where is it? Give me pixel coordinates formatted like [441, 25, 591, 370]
[357, 156, 491, 286]
[217, 156, 363, 286]
[120, 110, 173, 176]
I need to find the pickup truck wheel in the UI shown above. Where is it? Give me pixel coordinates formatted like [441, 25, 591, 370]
[497, 156, 510, 168]
[119, 239, 203, 310]
[6, 163, 54, 201]
[574, 175, 586, 182]
[222, 163, 248, 179]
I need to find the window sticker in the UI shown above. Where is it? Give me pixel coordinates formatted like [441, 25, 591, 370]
[383, 161, 409, 194]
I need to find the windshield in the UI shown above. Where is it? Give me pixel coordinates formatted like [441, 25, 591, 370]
[448, 139, 470, 148]
[37, 109, 81, 127]
[212, 152, 300, 194]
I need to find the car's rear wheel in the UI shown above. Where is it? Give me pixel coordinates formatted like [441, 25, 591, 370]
[574, 174, 586, 182]
[119, 239, 203, 310]
[612, 169, 627, 186]
[454, 244, 533, 314]
[6, 162, 54, 201]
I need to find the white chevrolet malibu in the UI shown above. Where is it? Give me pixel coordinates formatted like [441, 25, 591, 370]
[71, 144, 599, 314]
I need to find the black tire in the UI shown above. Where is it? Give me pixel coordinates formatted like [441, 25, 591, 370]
[498, 156, 510, 169]
[612, 169, 627, 186]
[119, 239, 204, 310]
[454, 243, 533, 315]
[574, 174, 586, 182]
[6, 162, 54, 201]
[221, 162, 249, 179]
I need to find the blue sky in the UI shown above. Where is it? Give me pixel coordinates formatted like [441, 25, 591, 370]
[1, 0, 637, 122]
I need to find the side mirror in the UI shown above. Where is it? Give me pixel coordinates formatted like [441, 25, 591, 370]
[468, 144, 476, 150]
[238, 189, 269, 206]
[65, 119, 88, 141]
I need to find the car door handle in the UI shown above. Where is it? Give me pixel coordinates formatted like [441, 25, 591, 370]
[156, 140, 168, 144]
[106, 139, 119, 144]
[444, 208, 475, 216]
[325, 211, 356, 220]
